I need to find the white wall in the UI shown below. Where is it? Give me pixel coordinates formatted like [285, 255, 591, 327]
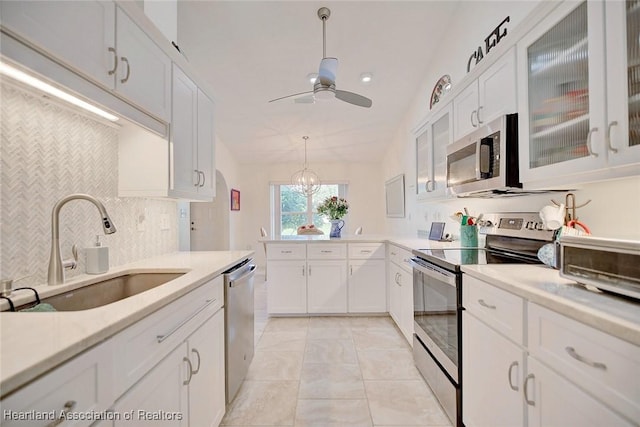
[381, 0, 640, 240]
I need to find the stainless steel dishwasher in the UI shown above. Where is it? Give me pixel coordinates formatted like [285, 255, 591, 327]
[223, 258, 256, 403]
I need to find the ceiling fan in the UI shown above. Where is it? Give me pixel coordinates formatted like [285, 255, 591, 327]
[268, 7, 373, 108]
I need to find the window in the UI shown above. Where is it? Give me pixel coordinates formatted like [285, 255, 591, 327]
[272, 183, 348, 236]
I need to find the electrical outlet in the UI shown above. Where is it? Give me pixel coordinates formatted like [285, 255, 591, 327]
[160, 214, 170, 230]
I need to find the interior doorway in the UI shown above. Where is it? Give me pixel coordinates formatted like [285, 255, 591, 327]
[190, 170, 230, 251]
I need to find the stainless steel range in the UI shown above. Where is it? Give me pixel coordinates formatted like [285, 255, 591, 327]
[410, 213, 554, 427]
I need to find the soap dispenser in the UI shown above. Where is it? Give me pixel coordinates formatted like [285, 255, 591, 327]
[85, 235, 109, 274]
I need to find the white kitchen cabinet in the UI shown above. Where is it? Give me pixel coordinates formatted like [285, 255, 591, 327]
[387, 244, 413, 344]
[307, 260, 348, 313]
[114, 342, 189, 426]
[525, 357, 634, 427]
[0, 338, 115, 427]
[170, 64, 216, 200]
[267, 260, 307, 314]
[415, 120, 432, 197]
[348, 260, 386, 313]
[415, 102, 452, 201]
[0, 0, 116, 89]
[453, 47, 516, 141]
[517, 0, 640, 187]
[463, 311, 525, 427]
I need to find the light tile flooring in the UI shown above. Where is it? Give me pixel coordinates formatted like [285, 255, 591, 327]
[222, 273, 452, 427]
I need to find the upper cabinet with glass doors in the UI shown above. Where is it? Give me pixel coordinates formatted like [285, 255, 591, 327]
[518, 0, 640, 186]
[415, 103, 452, 200]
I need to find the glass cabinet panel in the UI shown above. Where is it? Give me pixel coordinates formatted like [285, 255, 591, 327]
[431, 110, 450, 193]
[415, 126, 431, 196]
[527, 2, 589, 169]
[627, 1, 640, 147]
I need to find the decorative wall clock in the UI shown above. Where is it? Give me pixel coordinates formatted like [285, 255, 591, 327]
[430, 74, 452, 109]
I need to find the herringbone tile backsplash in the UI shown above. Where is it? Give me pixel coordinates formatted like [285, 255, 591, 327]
[1, 83, 178, 286]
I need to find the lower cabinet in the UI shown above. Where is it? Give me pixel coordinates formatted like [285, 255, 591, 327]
[463, 311, 525, 427]
[348, 259, 386, 313]
[307, 260, 348, 313]
[387, 256, 413, 344]
[267, 260, 307, 314]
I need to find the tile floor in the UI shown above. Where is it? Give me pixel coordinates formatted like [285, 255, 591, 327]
[222, 273, 452, 427]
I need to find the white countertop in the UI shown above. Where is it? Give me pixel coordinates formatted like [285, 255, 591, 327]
[0, 250, 253, 398]
[461, 264, 640, 346]
[262, 235, 466, 252]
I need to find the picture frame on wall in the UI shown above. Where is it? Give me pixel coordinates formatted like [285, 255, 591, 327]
[385, 174, 405, 218]
[231, 189, 240, 211]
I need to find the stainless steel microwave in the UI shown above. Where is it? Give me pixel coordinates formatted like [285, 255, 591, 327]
[446, 114, 521, 197]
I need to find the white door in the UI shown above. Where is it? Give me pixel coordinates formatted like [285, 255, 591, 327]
[348, 260, 386, 313]
[116, 7, 171, 122]
[463, 312, 525, 427]
[453, 81, 479, 140]
[267, 261, 307, 314]
[478, 46, 517, 124]
[114, 343, 189, 426]
[0, 1, 116, 89]
[171, 64, 198, 197]
[605, 1, 640, 167]
[526, 357, 634, 427]
[188, 311, 225, 427]
[307, 260, 348, 313]
[197, 90, 216, 198]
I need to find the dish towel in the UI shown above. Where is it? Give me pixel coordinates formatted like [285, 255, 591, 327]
[20, 303, 57, 312]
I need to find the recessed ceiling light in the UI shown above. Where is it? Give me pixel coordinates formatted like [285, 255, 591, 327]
[0, 61, 119, 121]
[360, 72, 373, 84]
[307, 73, 318, 84]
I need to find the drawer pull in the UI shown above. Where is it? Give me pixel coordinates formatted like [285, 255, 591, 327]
[320, 250, 333, 253]
[157, 299, 215, 343]
[360, 250, 372, 253]
[191, 348, 201, 375]
[565, 346, 607, 371]
[507, 361, 519, 391]
[524, 374, 535, 406]
[183, 357, 193, 385]
[390, 251, 397, 256]
[478, 299, 496, 309]
[47, 400, 76, 426]
[281, 250, 292, 254]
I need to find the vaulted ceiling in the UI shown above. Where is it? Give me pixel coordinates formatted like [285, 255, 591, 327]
[177, 1, 460, 164]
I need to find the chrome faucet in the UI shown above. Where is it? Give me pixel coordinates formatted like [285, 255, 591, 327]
[48, 194, 117, 285]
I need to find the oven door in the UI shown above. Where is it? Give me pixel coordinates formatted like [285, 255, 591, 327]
[411, 257, 460, 383]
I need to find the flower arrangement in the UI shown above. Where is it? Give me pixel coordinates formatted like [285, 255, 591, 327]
[317, 196, 349, 220]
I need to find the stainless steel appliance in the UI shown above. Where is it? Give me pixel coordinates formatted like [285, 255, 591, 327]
[223, 258, 256, 403]
[411, 213, 554, 427]
[560, 235, 640, 300]
[446, 114, 521, 197]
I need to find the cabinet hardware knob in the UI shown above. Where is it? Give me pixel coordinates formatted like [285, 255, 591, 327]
[471, 110, 478, 127]
[191, 348, 201, 374]
[183, 357, 194, 385]
[478, 299, 496, 309]
[199, 171, 206, 187]
[46, 400, 77, 426]
[586, 127, 599, 157]
[565, 346, 607, 370]
[194, 169, 201, 187]
[477, 106, 484, 124]
[120, 56, 131, 83]
[606, 121, 619, 153]
[507, 361, 519, 391]
[107, 47, 118, 75]
[523, 373, 535, 406]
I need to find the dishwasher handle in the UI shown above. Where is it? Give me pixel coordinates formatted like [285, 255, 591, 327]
[226, 263, 256, 287]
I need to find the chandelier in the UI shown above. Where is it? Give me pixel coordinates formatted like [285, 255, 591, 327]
[291, 136, 321, 197]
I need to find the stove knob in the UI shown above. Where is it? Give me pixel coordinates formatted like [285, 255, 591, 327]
[479, 220, 493, 227]
[535, 222, 544, 230]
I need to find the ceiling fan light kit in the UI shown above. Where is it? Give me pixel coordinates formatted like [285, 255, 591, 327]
[269, 7, 372, 108]
[291, 136, 321, 197]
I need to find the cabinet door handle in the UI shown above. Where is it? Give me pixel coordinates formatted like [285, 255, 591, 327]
[191, 348, 201, 375]
[302, 265, 305, 276]
[478, 299, 496, 309]
[308, 266, 311, 276]
[606, 121, 619, 153]
[586, 127, 599, 157]
[565, 346, 607, 370]
[523, 373, 535, 406]
[281, 250, 292, 254]
[199, 171, 206, 187]
[350, 265, 353, 275]
[157, 299, 215, 343]
[390, 252, 397, 256]
[120, 56, 131, 83]
[471, 110, 478, 127]
[320, 250, 333, 253]
[360, 250, 372, 253]
[107, 47, 118, 75]
[194, 169, 201, 186]
[477, 106, 484, 124]
[183, 357, 193, 385]
[46, 400, 76, 426]
[507, 361, 519, 391]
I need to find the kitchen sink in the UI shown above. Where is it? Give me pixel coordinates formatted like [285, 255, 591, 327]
[17, 272, 185, 312]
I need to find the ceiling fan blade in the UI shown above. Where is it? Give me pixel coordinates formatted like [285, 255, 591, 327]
[268, 90, 314, 103]
[318, 57, 338, 86]
[335, 90, 372, 108]
[294, 95, 315, 104]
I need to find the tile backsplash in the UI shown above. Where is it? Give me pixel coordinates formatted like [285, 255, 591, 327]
[0, 83, 178, 286]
